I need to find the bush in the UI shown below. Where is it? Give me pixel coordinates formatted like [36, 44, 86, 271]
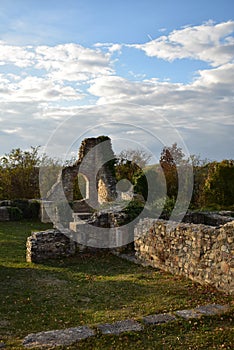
[148, 196, 176, 219]
[7, 207, 23, 221]
[11, 199, 30, 217]
[10, 199, 40, 219]
[123, 200, 145, 222]
[28, 201, 40, 219]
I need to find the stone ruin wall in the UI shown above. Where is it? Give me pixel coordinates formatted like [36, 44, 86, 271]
[26, 211, 234, 294]
[41, 136, 117, 224]
[134, 219, 234, 295]
[46, 136, 116, 205]
[26, 229, 76, 263]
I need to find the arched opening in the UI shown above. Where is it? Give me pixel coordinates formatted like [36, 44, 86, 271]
[73, 173, 89, 200]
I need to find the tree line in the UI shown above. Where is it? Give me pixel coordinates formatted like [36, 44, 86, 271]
[0, 144, 233, 210]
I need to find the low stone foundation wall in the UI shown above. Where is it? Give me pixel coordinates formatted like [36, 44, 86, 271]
[134, 219, 234, 294]
[0, 207, 10, 221]
[182, 211, 234, 226]
[26, 230, 76, 263]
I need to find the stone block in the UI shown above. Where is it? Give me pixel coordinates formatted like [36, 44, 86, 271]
[97, 319, 143, 335]
[142, 313, 176, 325]
[195, 304, 229, 316]
[23, 326, 95, 348]
[175, 309, 201, 319]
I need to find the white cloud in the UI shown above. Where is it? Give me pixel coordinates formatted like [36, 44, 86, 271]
[194, 63, 234, 85]
[35, 43, 114, 81]
[0, 21, 233, 160]
[94, 42, 122, 53]
[132, 21, 234, 67]
[0, 41, 35, 67]
[0, 42, 114, 82]
[0, 76, 83, 102]
[87, 60, 234, 130]
[2, 127, 23, 134]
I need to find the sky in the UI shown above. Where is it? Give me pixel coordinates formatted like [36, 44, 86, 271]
[0, 0, 233, 162]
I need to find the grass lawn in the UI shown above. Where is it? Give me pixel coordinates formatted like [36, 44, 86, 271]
[0, 220, 233, 349]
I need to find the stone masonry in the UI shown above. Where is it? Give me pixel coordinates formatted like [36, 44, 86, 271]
[26, 229, 76, 263]
[46, 136, 116, 205]
[134, 219, 234, 294]
[41, 136, 117, 225]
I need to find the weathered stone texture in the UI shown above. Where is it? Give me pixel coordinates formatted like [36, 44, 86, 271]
[26, 229, 76, 263]
[134, 219, 234, 294]
[46, 136, 116, 205]
[97, 319, 143, 335]
[69, 210, 132, 249]
[23, 326, 95, 348]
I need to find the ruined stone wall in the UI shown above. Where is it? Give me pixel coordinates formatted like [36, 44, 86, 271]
[134, 219, 234, 294]
[46, 136, 116, 206]
[26, 229, 76, 263]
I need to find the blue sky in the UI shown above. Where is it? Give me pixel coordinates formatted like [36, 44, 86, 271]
[0, 0, 233, 161]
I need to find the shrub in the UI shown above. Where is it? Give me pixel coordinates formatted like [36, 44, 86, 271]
[11, 199, 29, 217]
[7, 199, 40, 219]
[28, 201, 40, 219]
[123, 200, 145, 222]
[149, 196, 176, 219]
[7, 206, 23, 221]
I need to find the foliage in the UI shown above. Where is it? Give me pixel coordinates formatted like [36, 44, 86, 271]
[0, 147, 41, 199]
[160, 143, 185, 199]
[115, 148, 152, 201]
[115, 158, 141, 184]
[38, 154, 62, 198]
[9, 199, 40, 219]
[117, 148, 152, 169]
[0, 146, 63, 200]
[160, 143, 185, 166]
[122, 199, 145, 221]
[7, 206, 23, 221]
[189, 159, 234, 209]
[134, 172, 148, 200]
[148, 196, 176, 219]
[134, 167, 166, 203]
[28, 200, 41, 219]
[203, 160, 234, 207]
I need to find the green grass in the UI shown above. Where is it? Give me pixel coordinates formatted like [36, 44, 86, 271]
[0, 220, 233, 349]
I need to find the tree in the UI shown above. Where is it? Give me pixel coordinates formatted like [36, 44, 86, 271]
[202, 160, 234, 208]
[38, 154, 62, 199]
[117, 149, 152, 169]
[188, 155, 210, 208]
[115, 148, 152, 199]
[134, 167, 164, 203]
[0, 147, 41, 199]
[160, 143, 185, 198]
[0, 147, 62, 200]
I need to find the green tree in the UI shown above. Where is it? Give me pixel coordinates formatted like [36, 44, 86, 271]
[0, 147, 63, 200]
[0, 147, 41, 199]
[188, 155, 210, 208]
[115, 148, 152, 199]
[203, 160, 234, 208]
[160, 143, 185, 199]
